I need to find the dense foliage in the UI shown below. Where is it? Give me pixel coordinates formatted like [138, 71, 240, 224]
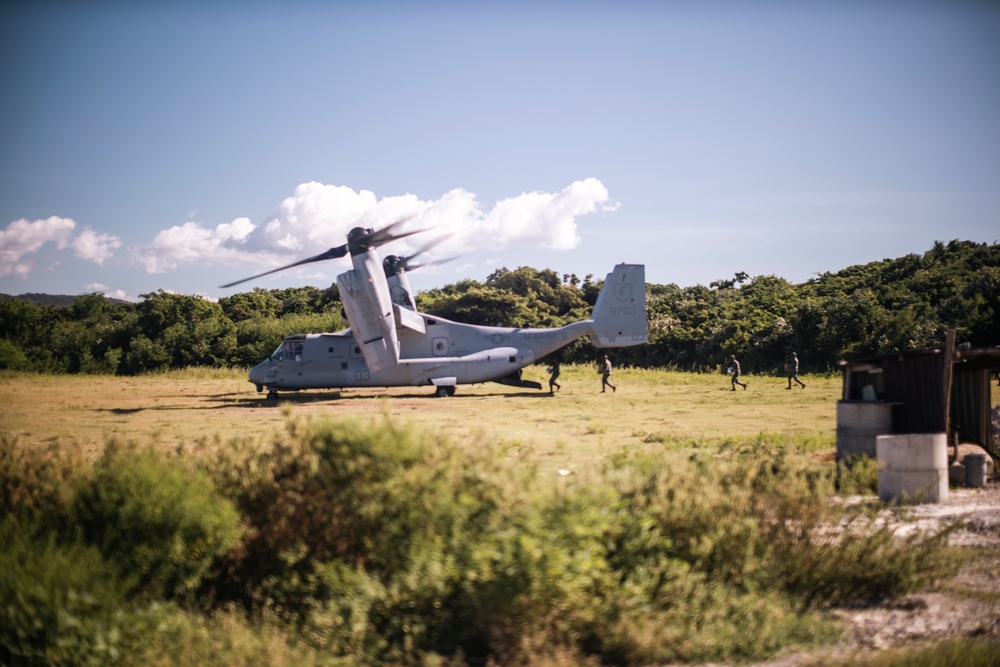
[0, 417, 960, 666]
[1, 240, 997, 375]
[0, 286, 343, 374]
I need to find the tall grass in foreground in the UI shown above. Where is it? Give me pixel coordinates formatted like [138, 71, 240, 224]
[807, 637, 1000, 667]
[1, 416, 961, 666]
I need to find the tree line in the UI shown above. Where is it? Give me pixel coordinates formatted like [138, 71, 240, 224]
[1, 239, 997, 376]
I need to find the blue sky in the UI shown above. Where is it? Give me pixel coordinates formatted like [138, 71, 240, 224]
[1, 1, 998, 302]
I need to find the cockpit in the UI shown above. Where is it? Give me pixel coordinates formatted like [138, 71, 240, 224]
[271, 340, 305, 362]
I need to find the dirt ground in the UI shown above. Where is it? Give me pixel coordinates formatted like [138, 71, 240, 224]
[695, 480, 1000, 666]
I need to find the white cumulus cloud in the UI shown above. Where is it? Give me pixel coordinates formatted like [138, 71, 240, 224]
[259, 178, 612, 258]
[73, 228, 122, 265]
[0, 216, 107, 278]
[440, 178, 617, 253]
[132, 217, 268, 273]
[130, 179, 616, 280]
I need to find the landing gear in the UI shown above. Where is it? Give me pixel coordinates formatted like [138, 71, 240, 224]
[266, 390, 279, 400]
[434, 386, 456, 398]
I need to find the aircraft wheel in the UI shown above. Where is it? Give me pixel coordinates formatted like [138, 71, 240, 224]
[435, 386, 450, 398]
[267, 390, 278, 400]
[446, 386, 456, 396]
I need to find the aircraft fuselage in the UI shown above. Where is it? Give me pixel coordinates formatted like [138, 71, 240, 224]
[249, 315, 594, 392]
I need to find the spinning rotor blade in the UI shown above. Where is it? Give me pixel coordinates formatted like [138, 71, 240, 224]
[219, 244, 348, 288]
[399, 236, 446, 267]
[391, 234, 455, 272]
[402, 255, 457, 273]
[220, 216, 426, 289]
[356, 216, 424, 250]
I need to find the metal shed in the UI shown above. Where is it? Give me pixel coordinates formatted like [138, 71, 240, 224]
[837, 331, 1000, 463]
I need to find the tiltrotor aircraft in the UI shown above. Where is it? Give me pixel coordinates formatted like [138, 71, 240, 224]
[221, 222, 647, 399]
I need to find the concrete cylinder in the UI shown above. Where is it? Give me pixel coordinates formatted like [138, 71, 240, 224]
[837, 401, 893, 461]
[965, 454, 987, 488]
[876, 433, 948, 504]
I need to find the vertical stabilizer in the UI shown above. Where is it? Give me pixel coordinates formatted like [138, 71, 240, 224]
[590, 264, 647, 347]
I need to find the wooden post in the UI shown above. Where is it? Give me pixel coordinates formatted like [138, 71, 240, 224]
[942, 329, 955, 461]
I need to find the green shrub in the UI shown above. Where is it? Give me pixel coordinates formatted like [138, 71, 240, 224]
[209, 415, 543, 662]
[203, 415, 960, 666]
[836, 454, 880, 495]
[0, 523, 342, 667]
[122, 607, 342, 667]
[0, 338, 32, 371]
[583, 443, 958, 662]
[73, 442, 242, 601]
[0, 435, 89, 535]
[778, 512, 960, 605]
[0, 526, 131, 666]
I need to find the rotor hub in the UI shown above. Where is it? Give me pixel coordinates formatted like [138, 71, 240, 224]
[383, 255, 405, 275]
[347, 226, 375, 253]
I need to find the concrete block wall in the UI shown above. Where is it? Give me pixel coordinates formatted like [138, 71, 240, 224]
[837, 401, 893, 460]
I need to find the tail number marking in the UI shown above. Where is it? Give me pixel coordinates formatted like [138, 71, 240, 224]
[609, 307, 638, 316]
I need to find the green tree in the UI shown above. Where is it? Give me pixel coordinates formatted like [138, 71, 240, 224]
[419, 285, 532, 326]
[218, 288, 281, 322]
[131, 291, 236, 369]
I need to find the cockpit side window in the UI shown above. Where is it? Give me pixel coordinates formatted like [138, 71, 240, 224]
[284, 341, 305, 361]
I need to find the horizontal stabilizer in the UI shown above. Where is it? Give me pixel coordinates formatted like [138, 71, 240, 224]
[394, 303, 426, 334]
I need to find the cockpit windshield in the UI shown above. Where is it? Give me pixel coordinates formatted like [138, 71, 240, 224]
[273, 340, 305, 361]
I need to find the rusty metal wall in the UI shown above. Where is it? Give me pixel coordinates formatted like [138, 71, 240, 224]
[881, 354, 946, 434]
[952, 368, 994, 453]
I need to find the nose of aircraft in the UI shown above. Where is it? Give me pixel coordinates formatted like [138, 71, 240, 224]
[248, 361, 267, 386]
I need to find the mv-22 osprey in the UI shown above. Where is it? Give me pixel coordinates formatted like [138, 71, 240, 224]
[221, 222, 647, 399]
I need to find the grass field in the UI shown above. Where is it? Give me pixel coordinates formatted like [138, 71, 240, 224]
[0, 366, 843, 470]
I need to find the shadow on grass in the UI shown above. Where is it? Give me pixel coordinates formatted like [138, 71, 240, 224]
[94, 387, 552, 412]
[242, 388, 552, 405]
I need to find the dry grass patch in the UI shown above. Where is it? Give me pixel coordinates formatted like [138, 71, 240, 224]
[1, 367, 841, 472]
